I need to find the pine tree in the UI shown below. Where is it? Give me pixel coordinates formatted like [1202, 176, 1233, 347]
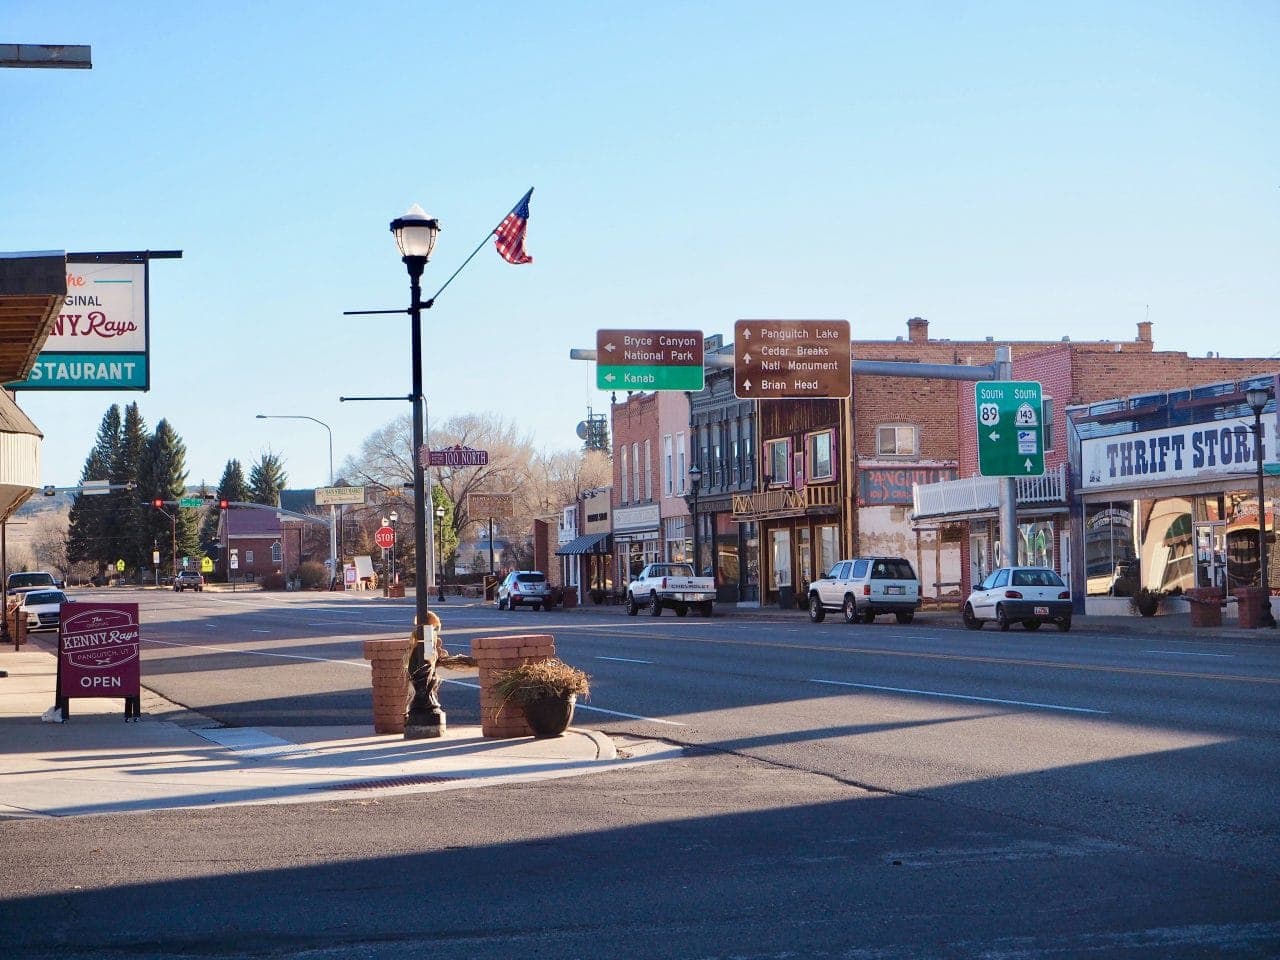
[140, 419, 198, 574]
[113, 402, 151, 569]
[67, 405, 122, 574]
[248, 452, 288, 506]
[199, 459, 249, 554]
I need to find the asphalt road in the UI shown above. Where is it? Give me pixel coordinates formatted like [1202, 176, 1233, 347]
[3, 588, 1278, 959]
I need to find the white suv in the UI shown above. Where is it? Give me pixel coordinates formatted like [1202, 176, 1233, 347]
[807, 556, 921, 624]
[496, 571, 553, 611]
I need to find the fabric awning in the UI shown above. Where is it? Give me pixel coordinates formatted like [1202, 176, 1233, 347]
[556, 532, 611, 556]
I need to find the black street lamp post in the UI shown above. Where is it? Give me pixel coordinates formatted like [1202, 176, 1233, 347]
[436, 505, 446, 603]
[1246, 386, 1276, 628]
[390, 204, 444, 737]
[687, 463, 702, 575]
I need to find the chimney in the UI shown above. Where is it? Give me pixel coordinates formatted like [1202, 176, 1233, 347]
[1136, 321, 1152, 343]
[907, 316, 929, 343]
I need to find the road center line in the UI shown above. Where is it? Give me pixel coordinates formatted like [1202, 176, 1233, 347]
[1145, 650, 1234, 658]
[809, 678, 1109, 715]
[595, 656, 654, 664]
[144, 637, 367, 667]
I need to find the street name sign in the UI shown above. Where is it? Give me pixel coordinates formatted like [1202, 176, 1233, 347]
[423, 445, 490, 468]
[178, 497, 203, 508]
[733, 320, 851, 400]
[596, 328, 704, 391]
[315, 485, 366, 506]
[976, 380, 1045, 476]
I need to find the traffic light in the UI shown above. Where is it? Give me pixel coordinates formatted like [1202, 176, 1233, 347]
[152, 498, 164, 509]
[219, 499, 230, 510]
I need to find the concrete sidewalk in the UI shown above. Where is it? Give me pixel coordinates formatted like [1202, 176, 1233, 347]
[0, 643, 669, 821]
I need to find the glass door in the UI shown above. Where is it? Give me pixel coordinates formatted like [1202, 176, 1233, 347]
[1195, 522, 1226, 589]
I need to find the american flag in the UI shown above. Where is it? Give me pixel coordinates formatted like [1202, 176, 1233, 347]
[494, 188, 534, 264]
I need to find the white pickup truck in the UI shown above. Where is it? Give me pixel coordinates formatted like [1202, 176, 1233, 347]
[626, 562, 715, 618]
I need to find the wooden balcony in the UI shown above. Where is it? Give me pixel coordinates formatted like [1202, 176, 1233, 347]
[731, 482, 840, 521]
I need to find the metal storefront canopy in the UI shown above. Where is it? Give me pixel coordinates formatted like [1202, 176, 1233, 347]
[556, 532, 612, 556]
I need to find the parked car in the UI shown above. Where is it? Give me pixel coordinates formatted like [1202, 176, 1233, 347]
[6, 570, 61, 597]
[496, 571, 554, 611]
[963, 566, 1072, 632]
[807, 556, 921, 624]
[173, 571, 205, 592]
[16, 589, 72, 632]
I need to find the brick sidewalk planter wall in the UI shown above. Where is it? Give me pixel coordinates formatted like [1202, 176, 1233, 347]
[1233, 586, 1269, 629]
[472, 633, 556, 738]
[1185, 587, 1224, 628]
[362, 637, 415, 734]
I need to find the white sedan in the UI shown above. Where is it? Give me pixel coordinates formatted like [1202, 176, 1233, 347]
[16, 589, 72, 632]
[962, 567, 1072, 632]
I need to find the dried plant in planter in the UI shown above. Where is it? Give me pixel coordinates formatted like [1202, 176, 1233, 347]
[492, 658, 591, 707]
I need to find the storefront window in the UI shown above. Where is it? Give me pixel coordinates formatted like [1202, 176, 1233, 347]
[770, 529, 792, 588]
[1017, 521, 1054, 568]
[1139, 497, 1194, 592]
[1084, 502, 1136, 596]
[716, 534, 739, 594]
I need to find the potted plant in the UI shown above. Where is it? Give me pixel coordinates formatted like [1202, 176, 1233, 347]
[1129, 585, 1181, 617]
[492, 658, 591, 738]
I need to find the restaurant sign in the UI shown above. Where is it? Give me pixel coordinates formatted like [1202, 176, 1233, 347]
[7, 256, 151, 391]
[57, 601, 141, 719]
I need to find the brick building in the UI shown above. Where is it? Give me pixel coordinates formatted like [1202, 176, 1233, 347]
[743, 316, 1160, 607]
[913, 329, 1280, 603]
[610, 391, 662, 583]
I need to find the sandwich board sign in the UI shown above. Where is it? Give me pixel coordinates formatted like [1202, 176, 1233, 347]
[56, 602, 141, 720]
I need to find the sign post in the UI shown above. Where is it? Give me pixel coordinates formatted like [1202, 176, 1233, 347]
[596, 328, 704, 391]
[976, 381, 1045, 476]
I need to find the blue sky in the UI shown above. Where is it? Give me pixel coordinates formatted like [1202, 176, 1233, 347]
[4, 1, 1277, 490]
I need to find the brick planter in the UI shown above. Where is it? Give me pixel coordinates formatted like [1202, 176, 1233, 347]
[1186, 587, 1224, 628]
[472, 633, 556, 738]
[1233, 586, 1271, 629]
[362, 637, 415, 734]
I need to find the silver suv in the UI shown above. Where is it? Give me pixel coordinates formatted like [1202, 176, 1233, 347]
[807, 556, 921, 624]
[496, 571, 553, 611]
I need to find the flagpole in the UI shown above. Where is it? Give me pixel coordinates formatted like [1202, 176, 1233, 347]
[424, 187, 533, 307]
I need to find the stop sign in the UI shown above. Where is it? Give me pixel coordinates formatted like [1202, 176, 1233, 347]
[374, 526, 395, 550]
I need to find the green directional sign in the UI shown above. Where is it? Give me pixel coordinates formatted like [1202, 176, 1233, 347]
[976, 381, 1044, 477]
[178, 497, 204, 508]
[596, 328, 704, 392]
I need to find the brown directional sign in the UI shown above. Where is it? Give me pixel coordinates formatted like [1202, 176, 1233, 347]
[596, 328, 704, 391]
[468, 492, 515, 519]
[733, 319, 851, 400]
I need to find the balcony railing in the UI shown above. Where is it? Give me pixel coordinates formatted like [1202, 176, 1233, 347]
[731, 482, 840, 521]
[912, 463, 1067, 520]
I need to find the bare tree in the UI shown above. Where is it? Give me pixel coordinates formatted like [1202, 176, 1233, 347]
[29, 508, 71, 580]
[340, 411, 610, 565]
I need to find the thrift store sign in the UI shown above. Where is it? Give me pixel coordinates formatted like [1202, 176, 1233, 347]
[1082, 417, 1274, 491]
